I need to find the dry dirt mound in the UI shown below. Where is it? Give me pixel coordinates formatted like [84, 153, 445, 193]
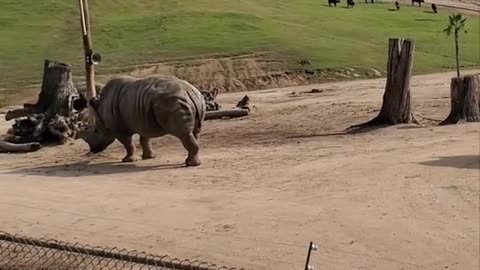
[113, 52, 383, 93]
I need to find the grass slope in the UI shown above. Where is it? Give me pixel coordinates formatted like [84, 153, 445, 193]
[0, 0, 479, 102]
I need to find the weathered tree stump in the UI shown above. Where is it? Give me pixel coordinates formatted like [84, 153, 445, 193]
[4, 60, 88, 145]
[440, 74, 480, 125]
[349, 38, 417, 130]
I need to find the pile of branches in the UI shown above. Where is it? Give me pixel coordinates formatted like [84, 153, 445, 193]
[5, 112, 86, 144]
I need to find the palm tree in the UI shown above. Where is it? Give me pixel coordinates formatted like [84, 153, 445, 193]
[443, 13, 468, 77]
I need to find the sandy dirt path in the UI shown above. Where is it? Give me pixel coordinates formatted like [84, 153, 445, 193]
[0, 70, 479, 270]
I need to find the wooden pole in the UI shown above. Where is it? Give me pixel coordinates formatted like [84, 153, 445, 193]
[78, 0, 96, 126]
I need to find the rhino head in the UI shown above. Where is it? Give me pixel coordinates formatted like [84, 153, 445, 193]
[80, 97, 115, 154]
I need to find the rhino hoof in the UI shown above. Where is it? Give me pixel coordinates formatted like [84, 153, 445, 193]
[122, 156, 137, 163]
[185, 157, 201, 167]
[142, 153, 156, 160]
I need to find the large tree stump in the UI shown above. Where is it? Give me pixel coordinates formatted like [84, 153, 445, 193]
[3, 60, 88, 145]
[440, 74, 480, 125]
[349, 38, 417, 130]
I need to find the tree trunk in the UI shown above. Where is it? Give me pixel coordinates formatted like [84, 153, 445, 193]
[28, 60, 78, 116]
[3, 60, 88, 145]
[455, 31, 460, 78]
[205, 109, 249, 120]
[440, 74, 480, 125]
[349, 38, 417, 130]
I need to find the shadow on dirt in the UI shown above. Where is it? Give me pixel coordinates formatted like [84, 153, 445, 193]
[419, 155, 480, 170]
[286, 124, 388, 138]
[8, 160, 185, 177]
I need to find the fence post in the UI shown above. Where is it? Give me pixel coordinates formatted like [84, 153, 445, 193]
[78, 0, 101, 127]
[304, 241, 318, 270]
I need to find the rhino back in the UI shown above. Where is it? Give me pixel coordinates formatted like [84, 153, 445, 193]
[97, 75, 202, 137]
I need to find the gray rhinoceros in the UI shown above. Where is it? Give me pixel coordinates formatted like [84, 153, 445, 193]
[81, 75, 206, 166]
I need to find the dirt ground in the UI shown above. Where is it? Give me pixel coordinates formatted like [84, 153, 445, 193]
[427, 0, 480, 14]
[0, 70, 479, 270]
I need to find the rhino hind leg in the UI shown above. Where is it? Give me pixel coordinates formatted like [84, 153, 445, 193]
[118, 136, 137, 163]
[140, 136, 156, 160]
[180, 133, 201, 167]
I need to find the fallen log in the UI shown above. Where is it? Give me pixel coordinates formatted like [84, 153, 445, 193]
[5, 109, 29, 121]
[0, 140, 42, 153]
[204, 109, 249, 120]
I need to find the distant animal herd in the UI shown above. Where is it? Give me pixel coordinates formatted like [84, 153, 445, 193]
[328, 0, 439, 13]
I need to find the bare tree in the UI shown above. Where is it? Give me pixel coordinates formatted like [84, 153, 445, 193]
[349, 38, 417, 130]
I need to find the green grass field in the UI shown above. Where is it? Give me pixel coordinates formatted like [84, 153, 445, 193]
[0, 0, 479, 103]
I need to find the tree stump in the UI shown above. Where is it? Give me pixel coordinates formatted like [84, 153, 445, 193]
[440, 74, 480, 125]
[4, 60, 88, 145]
[349, 38, 417, 130]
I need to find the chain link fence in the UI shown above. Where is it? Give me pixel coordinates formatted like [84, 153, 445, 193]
[0, 231, 245, 270]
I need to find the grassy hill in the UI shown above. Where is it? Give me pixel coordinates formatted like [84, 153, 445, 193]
[0, 0, 479, 105]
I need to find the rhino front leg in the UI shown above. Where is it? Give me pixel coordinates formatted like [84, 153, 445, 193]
[117, 136, 136, 162]
[140, 136, 156, 160]
[180, 133, 201, 167]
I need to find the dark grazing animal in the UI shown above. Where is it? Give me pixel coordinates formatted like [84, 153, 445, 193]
[395, 1, 400, 10]
[365, 0, 374, 3]
[81, 75, 206, 166]
[431, 3, 438, 13]
[347, 0, 356, 8]
[328, 0, 340, 7]
[412, 0, 425, 6]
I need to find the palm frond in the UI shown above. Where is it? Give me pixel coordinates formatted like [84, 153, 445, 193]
[444, 13, 468, 36]
[443, 25, 453, 36]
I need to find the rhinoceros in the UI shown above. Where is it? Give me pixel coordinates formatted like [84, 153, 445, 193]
[81, 75, 206, 166]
